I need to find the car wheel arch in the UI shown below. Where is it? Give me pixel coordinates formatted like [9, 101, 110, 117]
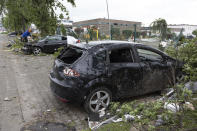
[83, 79, 114, 100]
[33, 46, 43, 51]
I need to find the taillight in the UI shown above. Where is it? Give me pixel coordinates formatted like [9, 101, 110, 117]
[63, 67, 80, 77]
[76, 40, 80, 43]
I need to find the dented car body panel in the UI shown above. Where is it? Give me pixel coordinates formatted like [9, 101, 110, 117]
[49, 41, 183, 103]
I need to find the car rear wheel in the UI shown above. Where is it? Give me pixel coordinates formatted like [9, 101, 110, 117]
[84, 87, 112, 113]
[33, 47, 42, 55]
[176, 72, 185, 83]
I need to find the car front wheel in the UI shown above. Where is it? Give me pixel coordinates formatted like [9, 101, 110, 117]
[33, 47, 42, 55]
[84, 87, 112, 113]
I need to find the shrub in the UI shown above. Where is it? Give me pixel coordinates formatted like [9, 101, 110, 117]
[53, 47, 64, 58]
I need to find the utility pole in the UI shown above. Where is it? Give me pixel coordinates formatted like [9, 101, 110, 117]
[134, 24, 137, 42]
[106, 0, 111, 40]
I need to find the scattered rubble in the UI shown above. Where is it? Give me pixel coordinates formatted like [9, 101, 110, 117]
[99, 108, 105, 118]
[184, 102, 195, 110]
[184, 81, 197, 94]
[88, 116, 117, 130]
[47, 109, 51, 112]
[159, 88, 174, 101]
[4, 97, 11, 101]
[87, 83, 197, 130]
[124, 114, 135, 122]
[164, 102, 180, 112]
[155, 115, 164, 126]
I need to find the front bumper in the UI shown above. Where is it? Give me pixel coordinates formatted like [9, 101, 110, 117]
[49, 73, 84, 103]
[21, 46, 32, 54]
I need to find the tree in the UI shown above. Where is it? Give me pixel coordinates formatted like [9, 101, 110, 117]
[111, 27, 120, 40]
[87, 27, 97, 40]
[151, 18, 168, 41]
[122, 30, 133, 39]
[59, 13, 64, 20]
[0, 0, 30, 32]
[0, 0, 75, 36]
[74, 27, 84, 37]
[192, 29, 197, 37]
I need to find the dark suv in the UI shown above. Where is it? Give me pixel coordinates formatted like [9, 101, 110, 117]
[49, 41, 183, 113]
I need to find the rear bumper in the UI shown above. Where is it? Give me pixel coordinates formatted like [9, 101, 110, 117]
[49, 73, 84, 103]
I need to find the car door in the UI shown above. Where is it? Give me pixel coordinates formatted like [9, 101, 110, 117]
[61, 36, 67, 45]
[107, 46, 142, 98]
[43, 36, 57, 53]
[53, 36, 66, 52]
[136, 46, 167, 94]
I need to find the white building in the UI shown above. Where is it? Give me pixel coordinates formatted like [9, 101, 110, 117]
[168, 24, 197, 36]
[58, 19, 73, 28]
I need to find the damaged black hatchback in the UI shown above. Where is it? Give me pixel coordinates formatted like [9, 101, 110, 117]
[49, 41, 183, 113]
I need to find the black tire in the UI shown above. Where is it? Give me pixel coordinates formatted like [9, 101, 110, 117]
[33, 47, 42, 55]
[176, 73, 185, 83]
[84, 87, 112, 114]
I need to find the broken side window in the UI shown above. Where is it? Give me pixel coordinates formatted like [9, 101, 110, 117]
[62, 36, 67, 40]
[109, 48, 133, 63]
[137, 48, 163, 62]
[93, 51, 106, 68]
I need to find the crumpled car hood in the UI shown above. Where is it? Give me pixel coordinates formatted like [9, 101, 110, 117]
[24, 41, 39, 46]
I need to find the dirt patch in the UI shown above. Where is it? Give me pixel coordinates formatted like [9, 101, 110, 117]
[21, 121, 76, 131]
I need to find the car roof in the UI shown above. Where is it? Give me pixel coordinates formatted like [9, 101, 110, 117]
[69, 40, 168, 56]
[70, 40, 133, 49]
[70, 40, 153, 50]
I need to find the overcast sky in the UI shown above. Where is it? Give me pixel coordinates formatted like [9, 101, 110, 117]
[63, 0, 197, 26]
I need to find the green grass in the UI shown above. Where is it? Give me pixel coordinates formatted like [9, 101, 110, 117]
[0, 32, 8, 34]
[11, 40, 24, 50]
[97, 122, 131, 131]
[53, 47, 64, 58]
[181, 97, 197, 130]
[81, 122, 131, 131]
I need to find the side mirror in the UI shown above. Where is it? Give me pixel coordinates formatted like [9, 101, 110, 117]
[45, 40, 48, 43]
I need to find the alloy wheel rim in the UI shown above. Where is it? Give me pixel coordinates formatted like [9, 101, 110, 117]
[34, 48, 41, 55]
[89, 91, 110, 113]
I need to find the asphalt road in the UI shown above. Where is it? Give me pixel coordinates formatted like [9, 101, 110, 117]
[0, 34, 87, 131]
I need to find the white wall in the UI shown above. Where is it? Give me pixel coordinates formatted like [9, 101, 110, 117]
[168, 25, 197, 36]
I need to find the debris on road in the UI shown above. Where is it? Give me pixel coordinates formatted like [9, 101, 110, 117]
[47, 109, 51, 112]
[184, 102, 195, 110]
[99, 108, 106, 118]
[88, 116, 117, 130]
[88, 113, 138, 129]
[112, 118, 123, 123]
[155, 115, 165, 126]
[184, 81, 197, 94]
[4, 97, 11, 101]
[159, 88, 174, 101]
[124, 114, 135, 122]
[164, 102, 179, 112]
